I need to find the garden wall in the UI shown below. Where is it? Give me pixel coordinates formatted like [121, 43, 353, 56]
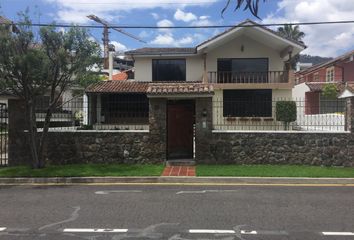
[195, 132, 354, 167]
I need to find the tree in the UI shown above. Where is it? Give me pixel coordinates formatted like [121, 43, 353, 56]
[0, 14, 101, 168]
[277, 24, 305, 69]
[222, 0, 266, 19]
[276, 101, 297, 130]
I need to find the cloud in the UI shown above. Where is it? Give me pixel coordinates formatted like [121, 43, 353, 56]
[110, 41, 128, 52]
[151, 12, 159, 20]
[156, 19, 174, 33]
[263, 0, 354, 57]
[150, 32, 194, 46]
[174, 9, 197, 22]
[43, 0, 218, 24]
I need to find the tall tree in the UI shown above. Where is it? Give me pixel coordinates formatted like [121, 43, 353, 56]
[0, 14, 101, 168]
[222, 0, 266, 19]
[277, 24, 305, 69]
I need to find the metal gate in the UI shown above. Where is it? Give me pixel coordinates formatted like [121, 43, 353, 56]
[0, 103, 8, 166]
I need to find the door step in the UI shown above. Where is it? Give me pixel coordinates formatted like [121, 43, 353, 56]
[166, 160, 196, 166]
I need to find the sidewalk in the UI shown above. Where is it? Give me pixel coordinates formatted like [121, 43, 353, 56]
[1, 176, 354, 185]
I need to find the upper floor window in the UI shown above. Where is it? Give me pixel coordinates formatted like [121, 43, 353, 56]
[326, 67, 334, 82]
[152, 59, 186, 81]
[314, 72, 319, 82]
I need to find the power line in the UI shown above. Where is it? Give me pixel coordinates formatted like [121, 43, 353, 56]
[1, 20, 354, 29]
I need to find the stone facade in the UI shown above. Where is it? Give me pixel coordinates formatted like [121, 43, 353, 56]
[7, 97, 354, 167]
[199, 132, 354, 167]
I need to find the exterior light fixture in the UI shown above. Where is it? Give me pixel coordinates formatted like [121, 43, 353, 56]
[241, 44, 244, 52]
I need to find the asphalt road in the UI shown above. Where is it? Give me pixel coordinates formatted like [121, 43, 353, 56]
[0, 184, 353, 239]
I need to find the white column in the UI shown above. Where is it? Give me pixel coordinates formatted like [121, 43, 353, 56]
[83, 94, 88, 125]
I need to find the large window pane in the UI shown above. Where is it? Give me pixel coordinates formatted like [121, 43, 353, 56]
[152, 59, 186, 81]
[223, 89, 272, 117]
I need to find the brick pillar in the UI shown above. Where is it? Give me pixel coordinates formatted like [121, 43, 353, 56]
[346, 97, 354, 133]
[8, 99, 30, 166]
[149, 98, 167, 162]
[195, 97, 213, 163]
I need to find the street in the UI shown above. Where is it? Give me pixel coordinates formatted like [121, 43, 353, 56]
[0, 184, 353, 239]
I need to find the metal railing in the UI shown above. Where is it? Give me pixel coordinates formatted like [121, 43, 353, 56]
[212, 98, 347, 131]
[208, 71, 289, 84]
[35, 96, 149, 131]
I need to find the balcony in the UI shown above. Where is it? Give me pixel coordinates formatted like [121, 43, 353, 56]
[208, 71, 290, 84]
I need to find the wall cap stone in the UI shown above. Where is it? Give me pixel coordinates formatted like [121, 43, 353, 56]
[25, 129, 150, 133]
[212, 130, 350, 134]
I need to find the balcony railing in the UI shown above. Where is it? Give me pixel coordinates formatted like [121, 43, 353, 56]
[208, 71, 289, 84]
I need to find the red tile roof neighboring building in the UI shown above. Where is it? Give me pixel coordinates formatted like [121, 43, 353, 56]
[147, 82, 214, 95]
[86, 80, 148, 94]
[112, 72, 128, 81]
[305, 82, 344, 92]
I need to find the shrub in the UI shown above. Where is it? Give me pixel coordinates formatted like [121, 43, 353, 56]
[322, 83, 338, 99]
[276, 101, 297, 130]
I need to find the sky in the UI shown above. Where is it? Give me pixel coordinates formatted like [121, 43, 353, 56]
[0, 0, 354, 57]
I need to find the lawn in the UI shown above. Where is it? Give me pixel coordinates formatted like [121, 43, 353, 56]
[197, 164, 354, 178]
[0, 164, 164, 177]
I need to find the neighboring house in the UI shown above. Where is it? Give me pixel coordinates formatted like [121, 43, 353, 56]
[293, 49, 354, 114]
[85, 19, 305, 158]
[0, 16, 18, 33]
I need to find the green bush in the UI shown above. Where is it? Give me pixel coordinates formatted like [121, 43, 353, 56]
[322, 83, 338, 99]
[276, 101, 297, 130]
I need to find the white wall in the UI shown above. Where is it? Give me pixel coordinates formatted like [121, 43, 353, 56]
[206, 35, 284, 72]
[134, 55, 203, 82]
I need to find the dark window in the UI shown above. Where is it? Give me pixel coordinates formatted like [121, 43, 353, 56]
[217, 58, 269, 83]
[152, 59, 186, 81]
[101, 94, 149, 124]
[223, 89, 272, 117]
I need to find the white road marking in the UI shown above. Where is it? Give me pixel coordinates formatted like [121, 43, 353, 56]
[241, 230, 258, 235]
[94, 190, 142, 195]
[0, 227, 6, 232]
[322, 232, 354, 236]
[189, 229, 236, 234]
[176, 190, 239, 194]
[63, 228, 128, 233]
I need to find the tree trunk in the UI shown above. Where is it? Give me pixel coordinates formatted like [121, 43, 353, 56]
[37, 108, 53, 168]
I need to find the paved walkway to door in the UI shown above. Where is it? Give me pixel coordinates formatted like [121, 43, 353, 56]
[161, 166, 196, 177]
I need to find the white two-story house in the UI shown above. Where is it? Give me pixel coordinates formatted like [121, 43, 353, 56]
[85, 19, 305, 159]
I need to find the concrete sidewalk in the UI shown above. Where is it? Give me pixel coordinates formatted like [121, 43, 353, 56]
[1, 176, 354, 185]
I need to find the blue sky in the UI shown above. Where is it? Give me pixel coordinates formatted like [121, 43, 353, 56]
[1, 0, 354, 57]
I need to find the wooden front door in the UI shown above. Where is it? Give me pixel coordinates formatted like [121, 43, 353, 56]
[167, 100, 195, 159]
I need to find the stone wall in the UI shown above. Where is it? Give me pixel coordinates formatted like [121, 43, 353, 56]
[196, 132, 354, 167]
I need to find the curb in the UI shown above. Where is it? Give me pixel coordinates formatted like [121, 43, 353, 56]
[1, 176, 354, 185]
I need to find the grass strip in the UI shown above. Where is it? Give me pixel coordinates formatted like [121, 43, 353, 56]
[197, 164, 354, 178]
[0, 164, 164, 177]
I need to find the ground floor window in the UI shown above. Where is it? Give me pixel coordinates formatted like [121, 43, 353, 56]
[223, 89, 272, 117]
[101, 93, 149, 124]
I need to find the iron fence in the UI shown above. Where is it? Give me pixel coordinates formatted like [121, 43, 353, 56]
[35, 94, 149, 131]
[212, 98, 347, 131]
[0, 103, 8, 166]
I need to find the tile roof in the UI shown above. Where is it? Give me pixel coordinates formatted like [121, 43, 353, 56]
[86, 80, 148, 94]
[125, 47, 196, 55]
[197, 19, 306, 50]
[111, 72, 128, 81]
[147, 82, 214, 95]
[306, 82, 344, 92]
[298, 49, 354, 74]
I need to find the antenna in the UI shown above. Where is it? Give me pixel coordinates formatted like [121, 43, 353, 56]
[87, 14, 146, 69]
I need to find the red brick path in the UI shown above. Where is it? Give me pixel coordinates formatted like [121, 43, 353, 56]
[161, 166, 196, 177]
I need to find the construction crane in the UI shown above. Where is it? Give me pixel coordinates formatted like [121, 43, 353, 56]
[87, 14, 146, 69]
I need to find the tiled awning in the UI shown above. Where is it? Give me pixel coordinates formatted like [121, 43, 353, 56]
[86, 81, 148, 94]
[146, 82, 214, 96]
[306, 82, 343, 92]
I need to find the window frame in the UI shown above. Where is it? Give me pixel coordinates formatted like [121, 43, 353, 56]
[223, 89, 273, 117]
[326, 67, 335, 82]
[152, 59, 186, 82]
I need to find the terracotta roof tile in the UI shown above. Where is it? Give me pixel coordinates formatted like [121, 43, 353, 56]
[86, 81, 148, 94]
[147, 82, 214, 95]
[306, 82, 343, 92]
[112, 72, 128, 81]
